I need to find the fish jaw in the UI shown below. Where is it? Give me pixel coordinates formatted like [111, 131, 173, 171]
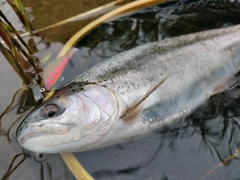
[17, 85, 119, 153]
[17, 122, 75, 154]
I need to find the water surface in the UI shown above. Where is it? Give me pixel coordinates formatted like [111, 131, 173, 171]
[2, 0, 240, 179]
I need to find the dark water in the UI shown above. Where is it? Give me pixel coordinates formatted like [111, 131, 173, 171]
[2, 0, 240, 179]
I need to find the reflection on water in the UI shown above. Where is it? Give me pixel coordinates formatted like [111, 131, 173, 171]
[21, 0, 129, 43]
[2, 0, 240, 179]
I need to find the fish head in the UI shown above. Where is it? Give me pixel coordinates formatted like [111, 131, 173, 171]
[17, 85, 119, 153]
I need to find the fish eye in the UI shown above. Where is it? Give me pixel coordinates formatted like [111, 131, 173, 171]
[42, 104, 59, 119]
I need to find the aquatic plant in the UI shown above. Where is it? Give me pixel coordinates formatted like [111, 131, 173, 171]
[0, 0, 91, 179]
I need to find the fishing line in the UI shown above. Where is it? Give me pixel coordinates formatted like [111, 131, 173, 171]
[14, 99, 44, 141]
[7, 110, 32, 143]
[0, 86, 42, 143]
[40, 163, 44, 180]
[0, 88, 23, 126]
[1, 153, 26, 180]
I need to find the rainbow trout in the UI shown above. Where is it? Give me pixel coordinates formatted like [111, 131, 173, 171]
[17, 24, 240, 153]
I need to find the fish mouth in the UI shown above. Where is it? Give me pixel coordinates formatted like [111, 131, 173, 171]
[17, 122, 70, 144]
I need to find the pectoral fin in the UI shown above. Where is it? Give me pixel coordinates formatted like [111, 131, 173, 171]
[212, 76, 239, 95]
[121, 75, 169, 121]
